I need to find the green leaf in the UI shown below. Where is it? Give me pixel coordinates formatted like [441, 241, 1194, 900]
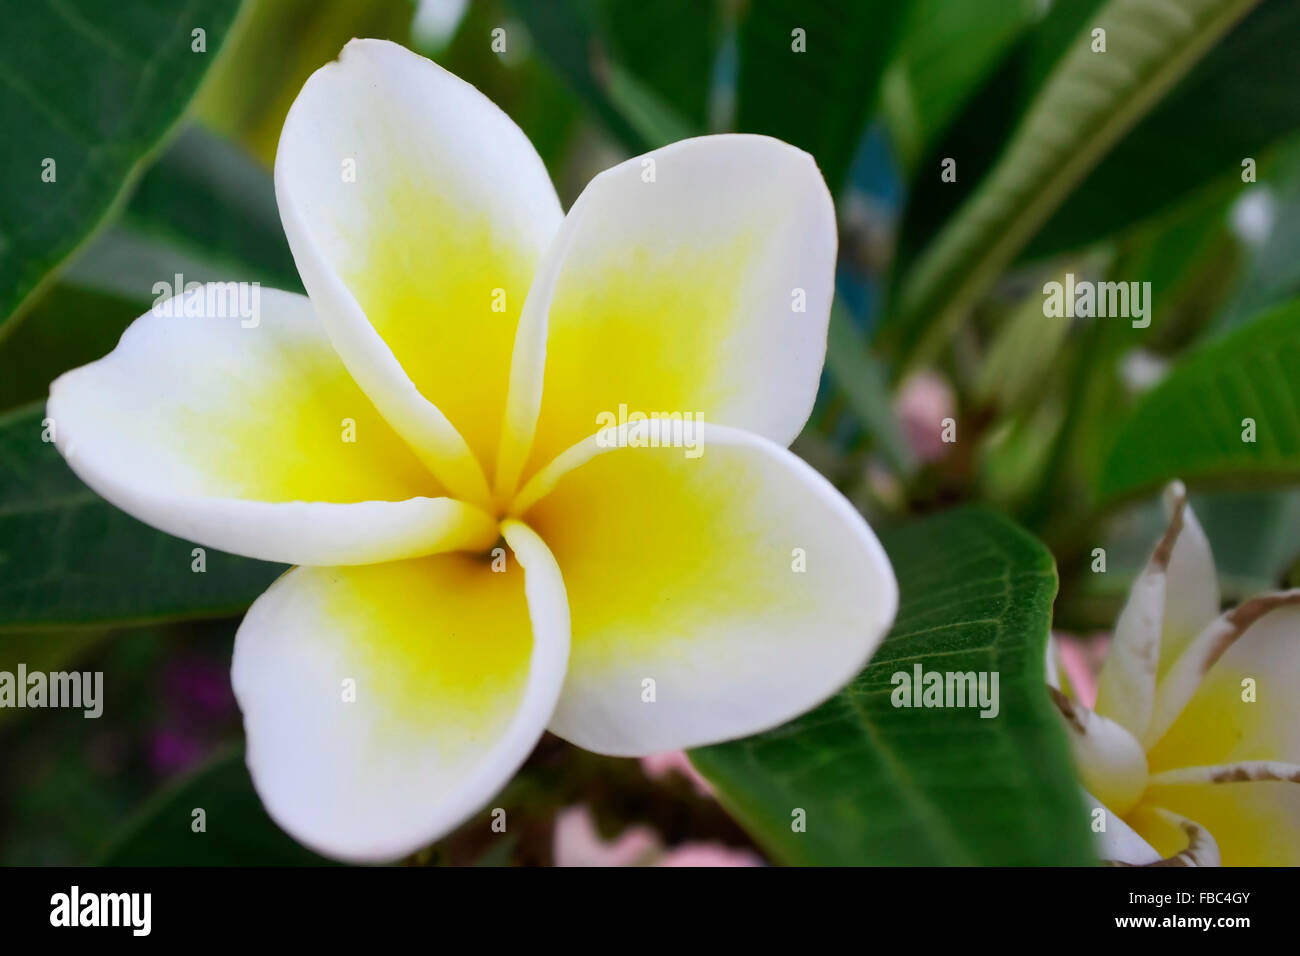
[973, 270, 1073, 413]
[890, 0, 1105, 276]
[1026, 0, 1300, 259]
[881, 0, 1038, 172]
[734, 0, 911, 195]
[0, 284, 142, 412]
[54, 124, 299, 303]
[1061, 489, 1300, 630]
[0, 0, 243, 331]
[600, 0, 720, 134]
[96, 745, 334, 865]
[824, 306, 914, 476]
[0, 630, 107, 729]
[196, 0, 415, 166]
[0, 125, 298, 411]
[432, 0, 583, 175]
[895, 0, 1296, 278]
[691, 508, 1093, 866]
[1098, 297, 1300, 502]
[505, 0, 659, 153]
[1212, 133, 1300, 334]
[0, 403, 283, 631]
[111, 124, 300, 292]
[888, 0, 1258, 367]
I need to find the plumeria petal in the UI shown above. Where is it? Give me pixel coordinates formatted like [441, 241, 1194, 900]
[1137, 787, 1300, 865]
[1082, 790, 1162, 865]
[1158, 482, 1220, 676]
[1050, 632, 1108, 708]
[512, 422, 896, 755]
[1045, 634, 1062, 691]
[497, 134, 836, 498]
[1137, 601, 1300, 865]
[47, 287, 496, 565]
[1094, 488, 1186, 738]
[276, 38, 563, 502]
[1146, 593, 1300, 749]
[1149, 761, 1300, 785]
[1125, 807, 1221, 866]
[1050, 689, 1148, 816]
[231, 522, 568, 862]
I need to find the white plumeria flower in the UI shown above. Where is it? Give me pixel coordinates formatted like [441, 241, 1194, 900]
[1049, 481, 1300, 866]
[46, 40, 898, 862]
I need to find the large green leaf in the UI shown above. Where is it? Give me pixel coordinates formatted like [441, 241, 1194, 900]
[505, 0, 662, 153]
[690, 508, 1092, 866]
[888, 0, 1258, 366]
[881, 0, 1038, 172]
[0, 284, 142, 412]
[112, 124, 299, 292]
[0, 403, 282, 630]
[734, 0, 910, 195]
[1212, 134, 1300, 334]
[824, 306, 914, 476]
[0, 630, 107, 729]
[0, 0, 243, 331]
[1098, 298, 1300, 502]
[895, 0, 1297, 279]
[1026, 0, 1300, 260]
[601, 0, 720, 135]
[196, 0, 414, 166]
[96, 746, 333, 865]
[0, 126, 298, 411]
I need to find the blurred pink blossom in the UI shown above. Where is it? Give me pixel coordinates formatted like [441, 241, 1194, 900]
[893, 371, 955, 464]
[1053, 632, 1111, 709]
[657, 844, 764, 867]
[148, 729, 206, 776]
[553, 806, 762, 867]
[640, 750, 713, 796]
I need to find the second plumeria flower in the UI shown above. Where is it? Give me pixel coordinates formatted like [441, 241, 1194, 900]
[1050, 481, 1300, 865]
[47, 40, 898, 861]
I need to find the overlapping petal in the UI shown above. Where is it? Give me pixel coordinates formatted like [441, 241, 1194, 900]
[1134, 602, 1300, 865]
[1081, 790, 1162, 865]
[1147, 594, 1300, 749]
[1095, 483, 1188, 738]
[231, 522, 568, 862]
[1158, 485, 1219, 676]
[47, 287, 496, 566]
[497, 134, 837, 497]
[1125, 805, 1224, 866]
[276, 38, 563, 499]
[512, 422, 896, 755]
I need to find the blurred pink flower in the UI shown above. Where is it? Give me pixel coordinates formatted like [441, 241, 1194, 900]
[553, 806, 659, 867]
[553, 806, 762, 867]
[161, 655, 236, 719]
[893, 371, 955, 464]
[148, 653, 239, 777]
[148, 729, 206, 776]
[1053, 632, 1111, 709]
[658, 844, 764, 867]
[640, 750, 714, 796]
